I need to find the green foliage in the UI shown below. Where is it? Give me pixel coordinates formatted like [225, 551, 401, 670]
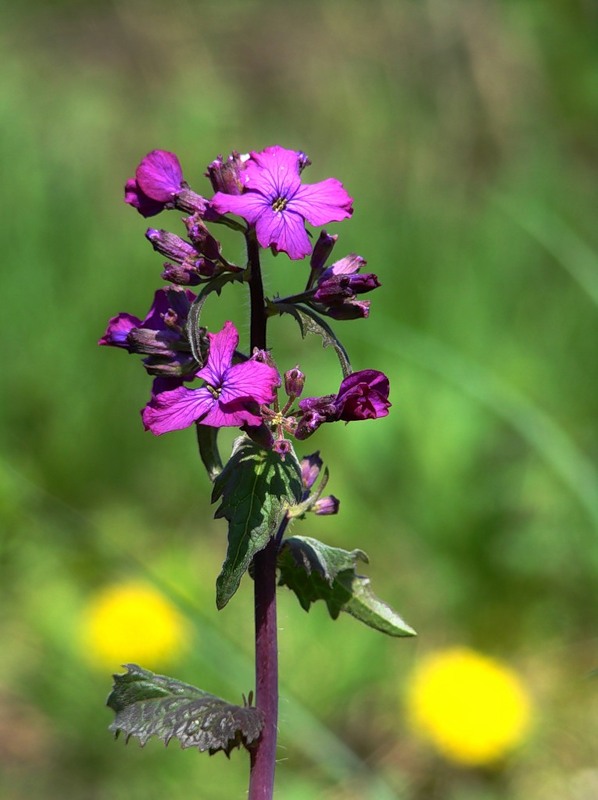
[279, 536, 416, 637]
[212, 437, 303, 608]
[107, 664, 263, 755]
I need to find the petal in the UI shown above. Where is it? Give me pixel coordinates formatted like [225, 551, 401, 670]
[201, 400, 263, 428]
[124, 179, 165, 218]
[243, 146, 302, 198]
[289, 179, 353, 226]
[136, 150, 184, 202]
[196, 321, 239, 387]
[210, 191, 269, 224]
[142, 385, 214, 435]
[220, 360, 280, 406]
[98, 313, 141, 347]
[255, 208, 312, 260]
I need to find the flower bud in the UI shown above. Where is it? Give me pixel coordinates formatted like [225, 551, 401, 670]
[284, 367, 305, 398]
[310, 231, 338, 273]
[300, 452, 323, 490]
[206, 152, 249, 195]
[326, 300, 370, 320]
[313, 495, 340, 516]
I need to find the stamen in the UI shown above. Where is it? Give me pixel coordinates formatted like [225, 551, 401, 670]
[271, 196, 288, 213]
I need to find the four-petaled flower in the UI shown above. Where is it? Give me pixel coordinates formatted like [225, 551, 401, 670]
[142, 321, 280, 435]
[210, 146, 353, 260]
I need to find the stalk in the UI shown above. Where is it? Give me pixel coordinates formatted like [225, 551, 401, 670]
[246, 229, 278, 800]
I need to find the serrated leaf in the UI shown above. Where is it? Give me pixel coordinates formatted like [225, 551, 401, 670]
[107, 664, 263, 756]
[274, 302, 352, 378]
[278, 536, 416, 637]
[213, 436, 303, 609]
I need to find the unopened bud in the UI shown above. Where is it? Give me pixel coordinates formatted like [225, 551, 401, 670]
[313, 495, 340, 516]
[284, 367, 305, 398]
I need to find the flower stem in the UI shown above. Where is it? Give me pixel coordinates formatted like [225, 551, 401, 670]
[246, 228, 278, 800]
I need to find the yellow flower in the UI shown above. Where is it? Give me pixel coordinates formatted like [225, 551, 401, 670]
[405, 647, 532, 766]
[80, 581, 190, 671]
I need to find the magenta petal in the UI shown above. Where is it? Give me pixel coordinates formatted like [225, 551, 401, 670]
[142, 385, 214, 435]
[210, 191, 267, 224]
[136, 150, 184, 202]
[99, 313, 141, 347]
[220, 360, 280, 406]
[290, 179, 353, 226]
[201, 401, 262, 428]
[243, 146, 302, 196]
[255, 209, 312, 260]
[196, 321, 239, 386]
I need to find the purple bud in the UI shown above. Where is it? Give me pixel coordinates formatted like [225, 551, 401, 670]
[326, 300, 371, 320]
[98, 313, 141, 348]
[300, 452, 323, 490]
[284, 367, 305, 398]
[310, 231, 338, 273]
[146, 229, 196, 263]
[272, 439, 293, 459]
[313, 495, 340, 516]
[297, 151, 311, 173]
[161, 261, 215, 285]
[206, 152, 249, 195]
[174, 187, 210, 216]
[335, 370, 391, 421]
[183, 214, 222, 260]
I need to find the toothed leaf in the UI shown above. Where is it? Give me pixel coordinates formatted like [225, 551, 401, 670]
[107, 664, 264, 756]
[213, 436, 303, 609]
[278, 536, 416, 637]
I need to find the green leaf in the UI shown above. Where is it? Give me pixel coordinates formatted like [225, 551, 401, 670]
[213, 436, 303, 609]
[273, 302, 352, 378]
[107, 664, 264, 756]
[278, 536, 416, 637]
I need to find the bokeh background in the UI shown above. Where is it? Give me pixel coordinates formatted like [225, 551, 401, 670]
[1, 0, 597, 798]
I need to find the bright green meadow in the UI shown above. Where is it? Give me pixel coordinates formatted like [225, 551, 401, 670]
[1, 1, 597, 798]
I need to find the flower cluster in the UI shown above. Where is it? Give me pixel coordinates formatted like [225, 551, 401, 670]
[100, 144, 390, 460]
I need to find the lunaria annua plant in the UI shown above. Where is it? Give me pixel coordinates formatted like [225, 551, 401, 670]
[100, 144, 416, 799]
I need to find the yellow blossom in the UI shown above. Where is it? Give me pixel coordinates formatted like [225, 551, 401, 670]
[80, 581, 190, 671]
[405, 647, 532, 766]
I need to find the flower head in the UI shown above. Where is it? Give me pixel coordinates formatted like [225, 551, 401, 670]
[211, 146, 353, 260]
[142, 320, 280, 435]
[295, 369, 390, 438]
[125, 150, 185, 217]
[99, 287, 200, 377]
[80, 581, 190, 671]
[405, 647, 533, 766]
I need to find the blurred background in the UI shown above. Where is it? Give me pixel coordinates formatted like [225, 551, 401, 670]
[1, 0, 597, 797]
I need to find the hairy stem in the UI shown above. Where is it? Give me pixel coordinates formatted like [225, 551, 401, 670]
[246, 229, 278, 800]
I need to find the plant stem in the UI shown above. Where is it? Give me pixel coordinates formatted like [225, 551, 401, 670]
[246, 229, 278, 800]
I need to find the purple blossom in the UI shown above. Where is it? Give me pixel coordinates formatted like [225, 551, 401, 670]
[310, 251, 380, 318]
[300, 452, 323, 490]
[142, 321, 280, 435]
[125, 150, 185, 217]
[99, 287, 199, 377]
[210, 146, 353, 260]
[295, 370, 390, 439]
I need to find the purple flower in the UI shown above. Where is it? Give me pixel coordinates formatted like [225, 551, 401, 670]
[99, 287, 200, 377]
[142, 321, 280, 435]
[295, 370, 390, 439]
[310, 251, 380, 319]
[210, 146, 353, 260]
[125, 150, 185, 217]
[334, 370, 390, 421]
[300, 452, 323, 490]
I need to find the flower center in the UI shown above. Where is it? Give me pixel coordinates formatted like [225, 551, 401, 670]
[207, 384, 222, 399]
[271, 196, 288, 213]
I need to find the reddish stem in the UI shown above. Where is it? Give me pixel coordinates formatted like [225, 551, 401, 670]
[246, 229, 278, 800]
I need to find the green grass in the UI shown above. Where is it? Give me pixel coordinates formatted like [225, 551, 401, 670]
[1, 1, 597, 798]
